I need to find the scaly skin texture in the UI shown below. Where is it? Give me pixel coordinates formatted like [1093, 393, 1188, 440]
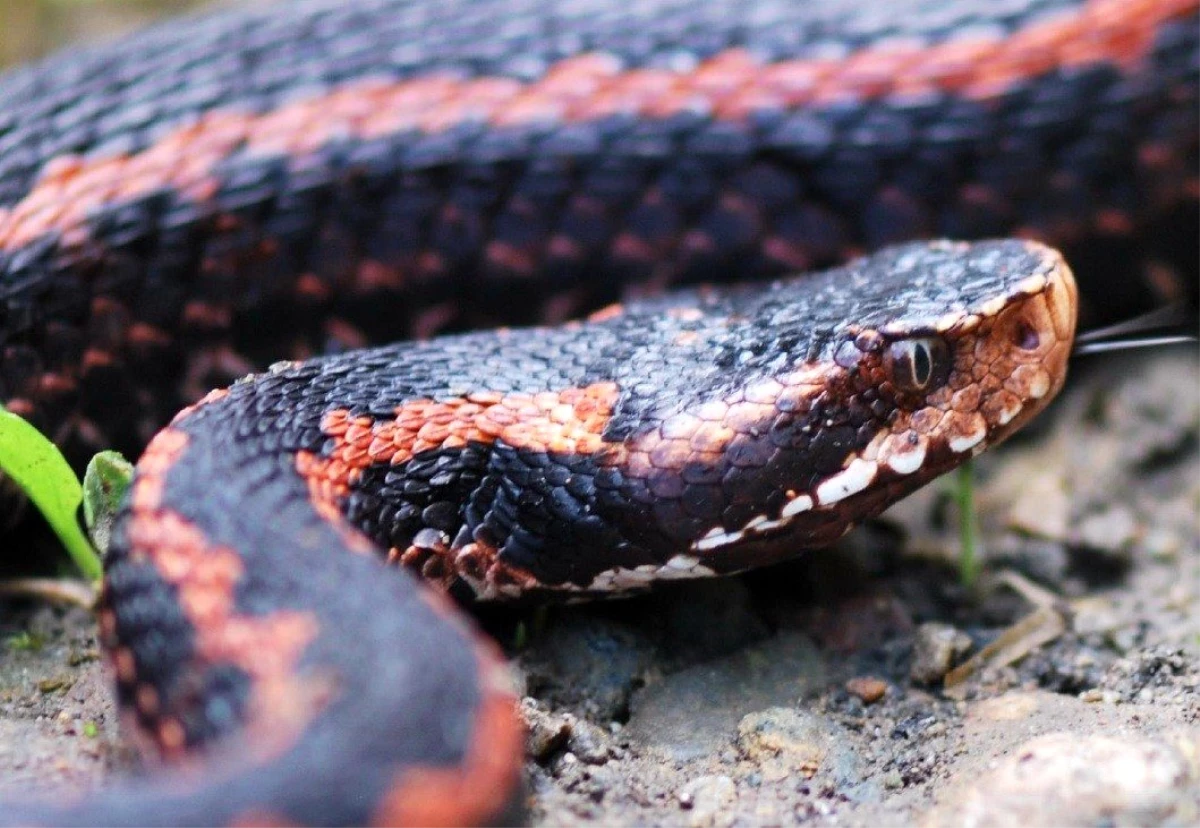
[0, 0, 1183, 823]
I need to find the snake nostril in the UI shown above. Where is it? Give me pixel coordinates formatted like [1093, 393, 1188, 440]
[1014, 320, 1040, 351]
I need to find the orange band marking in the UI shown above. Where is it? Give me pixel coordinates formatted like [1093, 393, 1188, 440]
[296, 382, 620, 506]
[122, 427, 321, 760]
[1, 0, 1192, 254]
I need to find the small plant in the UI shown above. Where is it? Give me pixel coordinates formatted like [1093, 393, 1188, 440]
[0, 409, 128, 582]
[82, 451, 134, 556]
[955, 460, 982, 589]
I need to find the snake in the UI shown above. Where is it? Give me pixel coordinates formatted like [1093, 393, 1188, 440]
[0, 0, 1194, 824]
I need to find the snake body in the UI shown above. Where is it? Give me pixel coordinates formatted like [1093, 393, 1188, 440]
[0, 0, 1194, 824]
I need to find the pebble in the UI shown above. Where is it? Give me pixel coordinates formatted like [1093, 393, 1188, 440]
[521, 700, 571, 761]
[568, 717, 611, 765]
[922, 732, 1199, 827]
[678, 775, 736, 828]
[1075, 506, 1138, 560]
[845, 676, 888, 704]
[737, 707, 827, 782]
[911, 623, 973, 684]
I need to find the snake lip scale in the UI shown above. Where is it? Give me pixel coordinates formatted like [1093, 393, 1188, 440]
[0, 0, 1193, 824]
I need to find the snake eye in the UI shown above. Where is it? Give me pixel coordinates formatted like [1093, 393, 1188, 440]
[885, 336, 952, 394]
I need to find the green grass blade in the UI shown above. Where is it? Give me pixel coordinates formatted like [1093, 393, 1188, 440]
[956, 459, 981, 589]
[0, 409, 102, 581]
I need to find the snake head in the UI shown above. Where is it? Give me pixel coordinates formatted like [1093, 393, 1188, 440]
[660, 239, 1078, 572]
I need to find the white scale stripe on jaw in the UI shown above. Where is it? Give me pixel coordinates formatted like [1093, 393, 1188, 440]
[884, 441, 926, 475]
[690, 490, 817, 552]
[814, 458, 877, 506]
[996, 400, 1023, 427]
[948, 424, 986, 453]
[689, 457, 881, 555]
[468, 554, 721, 597]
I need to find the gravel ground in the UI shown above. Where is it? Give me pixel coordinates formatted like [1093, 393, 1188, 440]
[0, 346, 1196, 825]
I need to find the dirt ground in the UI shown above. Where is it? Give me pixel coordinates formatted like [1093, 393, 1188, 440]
[0, 346, 1196, 825]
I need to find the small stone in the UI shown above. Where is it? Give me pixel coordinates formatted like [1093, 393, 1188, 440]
[1006, 472, 1070, 540]
[37, 678, 70, 694]
[923, 733, 1198, 827]
[520, 700, 570, 761]
[568, 718, 611, 765]
[737, 708, 828, 780]
[1071, 597, 1122, 637]
[678, 775, 736, 828]
[911, 623, 973, 685]
[1074, 507, 1138, 560]
[845, 676, 888, 704]
[1079, 688, 1121, 704]
[1142, 527, 1181, 560]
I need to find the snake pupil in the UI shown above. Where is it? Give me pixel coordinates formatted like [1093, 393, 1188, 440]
[913, 343, 931, 385]
[886, 336, 951, 394]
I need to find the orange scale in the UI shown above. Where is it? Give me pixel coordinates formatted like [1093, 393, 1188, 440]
[382, 425, 411, 445]
[688, 422, 735, 452]
[38, 154, 86, 183]
[714, 87, 787, 121]
[484, 405, 519, 425]
[430, 409, 462, 426]
[693, 400, 730, 422]
[469, 416, 502, 438]
[343, 419, 375, 440]
[367, 438, 397, 461]
[575, 435, 605, 455]
[416, 422, 451, 443]
[408, 438, 437, 456]
[441, 434, 468, 450]
[760, 60, 832, 103]
[648, 438, 692, 470]
[643, 91, 711, 120]
[499, 421, 534, 443]
[395, 408, 429, 426]
[492, 94, 565, 128]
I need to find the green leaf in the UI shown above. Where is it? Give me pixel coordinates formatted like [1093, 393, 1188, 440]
[83, 450, 134, 556]
[0, 409, 102, 581]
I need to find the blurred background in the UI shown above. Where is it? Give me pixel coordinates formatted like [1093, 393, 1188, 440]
[1, 0, 217, 66]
